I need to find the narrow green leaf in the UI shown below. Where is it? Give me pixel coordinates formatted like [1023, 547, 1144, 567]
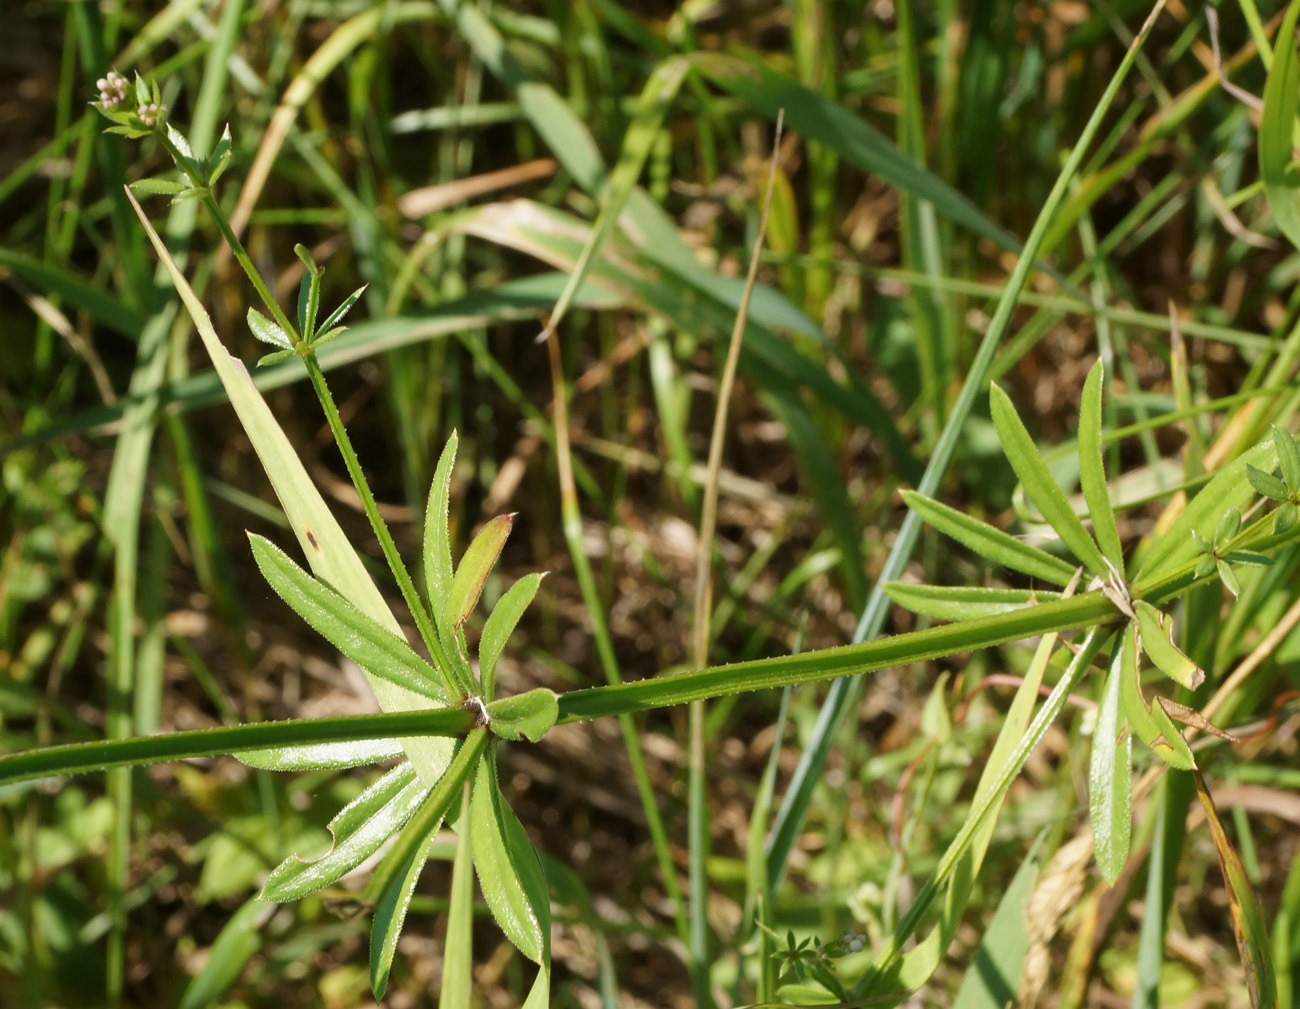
[444, 514, 514, 631]
[424, 433, 458, 616]
[439, 782, 475, 1009]
[1119, 623, 1195, 771]
[1275, 427, 1300, 491]
[1217, 507, 1243, 546]
[1079, 360, 1124, 572]
[486, 689, 558, 744]
[471, 748, 550, 964]
[1224, 550, 1273, 568]
[246, 307, 292, 350]
[1248, 464, 1290, 502]
[177, 895, 269, 1009]
[249, 534, 447, 703]
[1275, 502, 1298, 534]
[262, 763, 431, 902]
[256, 349, 295, 368]
[882, 582, 1062, 622]
[208, 124, 233, 186]
[900, 489, 1079, 586]
[479, 572, 544, 699]
[1260, 0, 1300, 253]
[311, 326, 345, 348]
[1089, 644, 1132, 885]
[1134, 440, 1278, 588]
[130, 177, 188, 195]
[296, 271, 313, 340]
[316, 284, 368, 338]
[1218, 558, 1243, 598]
[950, 844, 1040, 1009]
[1134, 600, 1204, 691]
[990, 383, 1107, 576]
[1195, 770, 1279, 1009]
[370, 729, 489, 999]
[236, 737, 405, 771]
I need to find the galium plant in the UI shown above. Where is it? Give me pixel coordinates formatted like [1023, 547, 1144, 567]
[2, 16, 1292, 1002]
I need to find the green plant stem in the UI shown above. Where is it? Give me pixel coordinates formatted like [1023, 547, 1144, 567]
[302, 356, 470, 698]
[0, 707, 476, 787]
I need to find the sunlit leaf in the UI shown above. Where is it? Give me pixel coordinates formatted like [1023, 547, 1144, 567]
[236, 737, 405, 771]
[1079, 360, 1124, 572]
[247, 307, 292, 350]
[262, 763, 431, 902]
[424, 433, 458, 615]
[444, 514, 514, 632]
[1089, 643, 1132, 885]
[1248, 465, 1289, 502]
[479, 572, 545, 699]
[989, 383, 1107, 576]
[882, 582, 1062, 622]
[1133, 600, 1204, 691]
[900, 490, 1079, 586]
[1118, 623, 1195, 771]
[471, 748, 550, 964]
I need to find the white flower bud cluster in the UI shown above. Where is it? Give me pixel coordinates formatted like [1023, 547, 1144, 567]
[137, 103, 161, 127]
[96, 71, 128, 110]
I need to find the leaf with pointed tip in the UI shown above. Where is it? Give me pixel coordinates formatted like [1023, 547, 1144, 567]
[1218, 559, 1243, 598]
[882, 582, 1063, 621]
[1248, 464, 1289, 502]
[1216, 508, 1243, 547]
[445, 514, 514, 631]
[247, 307, 292, 350]
[900, 490, 1078, 586]
[236, 737, 405, 771]
[1090, 641, 1132, 885]
[369, 730, 489, 999]
[1194, 770, 1278, 1009]
[439, 782, 475, 1009]
[1119, 623, 1195, 770]
[311, 326, 346, 348]
[1275, 426, 1300, 491]
[990, 383, 1107, 576]
[296, 271, 314, 340]
[1135, 440, 1278, 587]
[1079, 360, 1124, 573]
[472, 748, 550, 963]
[316, 285, 368, 336]
[1224, 550, 1273, 568]
[256, 349, 295, 368]
[249, 534, 448, 703]
[479, 573, 545, 699]
[1275, 502, 1298, 534]
[1260, 0, 1300, 254]
[208, 124, 233, 186]
[262, 763, 430, 902]
[487, 689, 558, 743]
[424, 434, 458, 617]
[1134, 600, 1204, 691]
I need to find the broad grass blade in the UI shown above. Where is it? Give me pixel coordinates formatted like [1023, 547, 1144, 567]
[1089, 641, 1132, 884]
[900, 489, 1080, 585]
[1260, 0, 1300, 253]
[262, 763, 430, 902]
[177, 895, 269, 1009]
[1079, 360, 1125, 571]
[1195, 770, 1278, 1009]
[950, 844, 1040, 1009]
[990, 383, 1107, 577]
[127, 190, 454, 785]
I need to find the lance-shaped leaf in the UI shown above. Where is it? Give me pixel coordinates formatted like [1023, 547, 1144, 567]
[236, 737, 406, 771]
[315, 284, 367, 341]
[1275, 425, 1300, 491]
[1118, 623, 1195, 771]
[249, 534, 448, 703]
[1195, 770, 1279, 1009]
[369, 729, 489, 998]
[900, 489, 1078, 586]
[439, 782, 475, 1009]
[1260, 0, 1300, 254]
[423, 434, 458, 614]
[1247, 465, 1289, 502]
[1134, 440, 1278, 588]
[882, 582, 1062, 622]
[990, 383, 1107, 576]
[486, 689, 558, 743]
[472, 748, 550, 964]
[247, 307, 292, 350]
[1133, 600, 1204, 691]
[479, 572, 545, 699]
[444, 514, 514, 631]
[262, 763, 431, 902]
[1079, 360, 1125, 572]
[1090, 641, 1132, 885]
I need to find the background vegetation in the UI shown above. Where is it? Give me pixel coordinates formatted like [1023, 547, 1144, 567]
[2, 1, 1299, 1007]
